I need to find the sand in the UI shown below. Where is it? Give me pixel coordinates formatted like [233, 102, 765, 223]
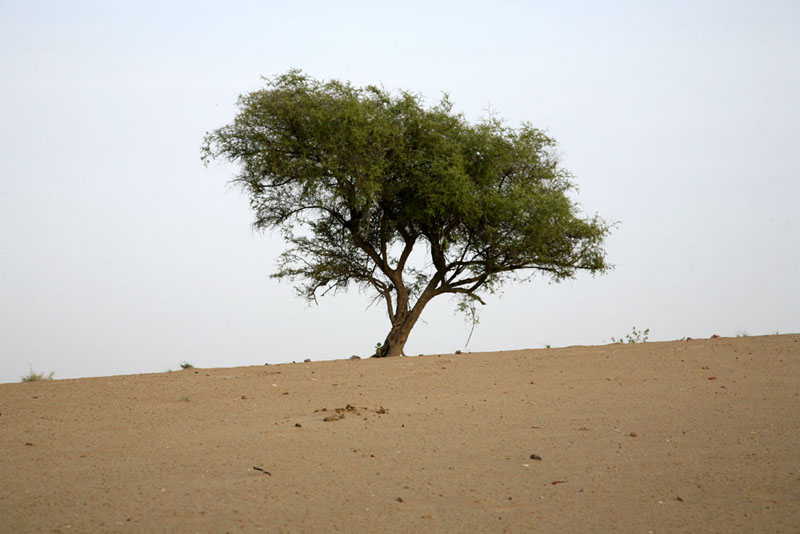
[1, 335, 798, 533]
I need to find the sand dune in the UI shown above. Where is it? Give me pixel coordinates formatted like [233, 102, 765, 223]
[1, 335, 798, 532]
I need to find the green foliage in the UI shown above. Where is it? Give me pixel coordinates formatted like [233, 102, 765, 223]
[203, 71, 611, 355]
[21, 366, 55, 382]
[611, 327, 650, 344]
[179, 361, 194, 369]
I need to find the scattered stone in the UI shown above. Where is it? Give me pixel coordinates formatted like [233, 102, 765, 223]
[455, 350, 462, 354]
[708, 376, 717, 381]
[349, 355, 361, 360]
[25, 442, 33, 446]
[676, 496, 684, 502]
[322, 404, 386, 421]
[396, 497, 404, 503]
[710, 334, 721, 339]
[304, 359, 311, 363]
[529, 454, 542, 460]
[294, 423, 302, 428]
[629, 432, 637, 437]
[241, 395, 247, 400]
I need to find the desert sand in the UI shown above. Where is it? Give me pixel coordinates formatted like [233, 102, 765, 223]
[1, 335, 798, 533]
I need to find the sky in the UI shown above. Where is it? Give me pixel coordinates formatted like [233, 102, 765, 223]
[1, 0, 798, 382]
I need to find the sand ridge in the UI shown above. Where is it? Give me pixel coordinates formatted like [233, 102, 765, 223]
[1, 335, 798, 532]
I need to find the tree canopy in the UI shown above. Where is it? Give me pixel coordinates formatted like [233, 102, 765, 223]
[202, 70, 610, 357]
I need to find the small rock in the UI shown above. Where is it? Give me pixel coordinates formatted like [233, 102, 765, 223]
[710, 334, 721, 339]
[708, 376, 717, 381]
[629, 432, 637, 437]
[529, 454, 542, 460]
[396, 497, 404, 503]
[294, 423, 302, 427]
[676, 496, 684, 502]
[304, 359, 311, 363]
[241, 395, 247, 400]
[455, 350, 462, 354]
[349, 355, 361, 360]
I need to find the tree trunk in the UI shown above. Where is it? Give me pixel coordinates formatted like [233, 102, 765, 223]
[375, 298, 429, 357]
[378, 322, 413, 357]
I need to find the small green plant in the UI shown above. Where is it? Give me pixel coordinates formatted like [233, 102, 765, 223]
[179, 361, 194, 369]
[611, 326, 650, 344]
[374, 342, 386, 358]
[179, 395, 190, 402]
[21, 365, 55, 382]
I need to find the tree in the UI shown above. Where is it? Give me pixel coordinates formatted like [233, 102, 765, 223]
[202, 70, 611, 357]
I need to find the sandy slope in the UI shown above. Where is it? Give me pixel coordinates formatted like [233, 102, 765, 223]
[1, 335, 798, 533]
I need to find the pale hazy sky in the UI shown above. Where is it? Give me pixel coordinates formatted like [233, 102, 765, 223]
[1, 0, 798, 382]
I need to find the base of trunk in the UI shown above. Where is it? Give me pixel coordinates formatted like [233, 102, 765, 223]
[373, 299, 429, 357]
[373, 331, 410, 358]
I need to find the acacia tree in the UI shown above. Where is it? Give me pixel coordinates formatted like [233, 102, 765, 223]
[202, 71, 610, 357]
